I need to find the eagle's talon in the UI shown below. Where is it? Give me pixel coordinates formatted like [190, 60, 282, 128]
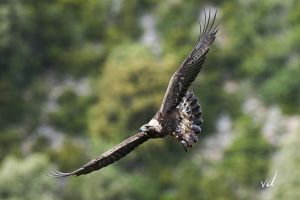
[181, 140, 188, 152]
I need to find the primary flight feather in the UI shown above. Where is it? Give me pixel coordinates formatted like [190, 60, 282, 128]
[51, 11, 218, 178]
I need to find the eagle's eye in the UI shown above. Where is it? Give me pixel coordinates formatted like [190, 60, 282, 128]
[139, 124, 150, 132]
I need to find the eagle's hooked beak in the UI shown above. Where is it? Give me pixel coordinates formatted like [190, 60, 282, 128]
[139, 124, 149, 132]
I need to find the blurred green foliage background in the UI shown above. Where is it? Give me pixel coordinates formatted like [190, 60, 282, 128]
[0, 0, 300, 199]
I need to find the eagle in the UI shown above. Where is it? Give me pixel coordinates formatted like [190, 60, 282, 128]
[51, 11, 218, 178]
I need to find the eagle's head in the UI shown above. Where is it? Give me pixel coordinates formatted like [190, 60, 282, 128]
[139, 119, 162, 138]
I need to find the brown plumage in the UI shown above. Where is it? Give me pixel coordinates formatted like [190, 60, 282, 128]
[51, 10, 218, 178]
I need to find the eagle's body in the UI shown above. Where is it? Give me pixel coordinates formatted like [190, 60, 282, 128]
[152, 91, 202, 147]
[51, 11, 218, 178]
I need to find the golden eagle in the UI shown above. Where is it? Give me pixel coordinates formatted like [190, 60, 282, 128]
[51, 11, 218, 178]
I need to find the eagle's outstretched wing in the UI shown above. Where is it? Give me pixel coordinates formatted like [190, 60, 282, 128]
[160, 11, 218, 114]
[50, 132, 150, 178]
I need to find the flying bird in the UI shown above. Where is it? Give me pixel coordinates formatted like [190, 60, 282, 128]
[51, 11, 218, 178]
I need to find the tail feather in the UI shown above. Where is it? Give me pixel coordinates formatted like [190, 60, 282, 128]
[174, 91, 204, 151]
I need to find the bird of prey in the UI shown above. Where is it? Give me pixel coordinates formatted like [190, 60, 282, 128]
[51, 11, 218, 178]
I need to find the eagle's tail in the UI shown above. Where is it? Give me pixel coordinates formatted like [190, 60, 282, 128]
[180, 91, 203, 131]
[175, 91, 203, 151]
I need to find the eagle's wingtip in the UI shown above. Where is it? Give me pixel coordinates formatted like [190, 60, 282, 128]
[196, 8, 219, 47]
[48, 169, 74, 180]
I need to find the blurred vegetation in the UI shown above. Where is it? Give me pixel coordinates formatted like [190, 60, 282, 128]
[0, 0, 299, 199]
